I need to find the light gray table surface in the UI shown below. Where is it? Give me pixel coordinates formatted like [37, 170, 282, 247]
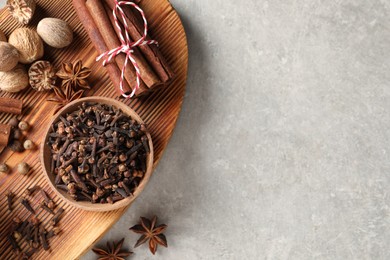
[1, 0, 389, 259]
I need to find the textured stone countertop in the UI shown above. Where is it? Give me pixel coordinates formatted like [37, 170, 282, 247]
[1, 0, 390, 259]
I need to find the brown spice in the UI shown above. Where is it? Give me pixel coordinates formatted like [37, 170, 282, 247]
[29, 60, 57, 91]
[92, 238, 132, 260]
[6, 0, 36, 25]
[56, 60, 91, 92]
[48, 102, 150, 204]
[129, 216, 168, 255]
[47, 87, 84, 114]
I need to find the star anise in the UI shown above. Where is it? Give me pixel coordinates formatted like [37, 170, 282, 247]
[129, 216, 168, 255]
[47, 86, 84, 114]
[56, 60, 91, 92]
[92, 238, 133, 260]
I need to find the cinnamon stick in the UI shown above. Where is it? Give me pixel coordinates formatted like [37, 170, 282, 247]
[104, 0, 174, 84]
[72, 0, 132, 96]
[86, 0, 152, 94]
[0, 123, 11, 147]
[0, 98, 23, 114]
[102, 2, 163, 90]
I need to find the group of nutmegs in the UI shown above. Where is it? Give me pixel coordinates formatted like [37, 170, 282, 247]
[0, 0, 73, 93]
[49, 102, 150, 204]
[6, 186, 65, 258]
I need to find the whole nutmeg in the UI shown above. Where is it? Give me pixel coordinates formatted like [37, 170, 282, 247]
[9, 28, 44, 64]
[18, 121, 29, 131]
[0, 64, 29, 93]
[6, 0, 36, 25]
[0, 29, 6, 42]
[23, 139, 34, 150]
[28, 60, 56, 91]
[17, 162, 30, 175]
[0, 163, 9, 174]
[0, 42, 19, 72]
[37, 18, 73, 48]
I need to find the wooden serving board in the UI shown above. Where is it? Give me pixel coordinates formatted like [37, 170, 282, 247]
[0, 0, 188, 259]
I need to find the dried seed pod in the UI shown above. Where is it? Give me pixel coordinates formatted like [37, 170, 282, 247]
[6, 0, 36, 25]
[0, 163, 9, 173]
[0, 64, 29, 92]
[0, 29, 6, 42]
[8, 28, 44, 64]
[17, 162, 30, 175]
[18, 121, 29, 131]
[29, 60, 56, 91]
[23, 139, 35, 150]
[0, 42, 19, 72]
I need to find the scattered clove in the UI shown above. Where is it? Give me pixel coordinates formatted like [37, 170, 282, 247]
[40, 201, 54, 214]
[5, 190, 64, 258]
[39, 226, 49, 251]
[20, 197, 35, 214]
[51, 207, 64, 226]
[6, 191, 14, 211]
[24, 185, 41, 196]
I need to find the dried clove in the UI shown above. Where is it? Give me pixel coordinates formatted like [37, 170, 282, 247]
[40, 201, 54, 214]
[6, 191, 14, 211]
[46, 227, 61, 239]
[39, 189, 55, 210]
[39, 226, 49, 251]
[24, 185, 41, 196]
[20, 198, 35, 214]
[51, 207, 64, 226]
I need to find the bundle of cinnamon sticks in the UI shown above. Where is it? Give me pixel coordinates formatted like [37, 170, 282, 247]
[72, 0, 174, 97]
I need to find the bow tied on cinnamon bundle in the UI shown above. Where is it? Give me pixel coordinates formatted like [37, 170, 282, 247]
[72, 0, 175, 98]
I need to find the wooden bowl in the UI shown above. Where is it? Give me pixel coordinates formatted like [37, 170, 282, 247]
[40, 97, 154, 212]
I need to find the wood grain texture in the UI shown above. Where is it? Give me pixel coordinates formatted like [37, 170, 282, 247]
[0, 0, 188, 258]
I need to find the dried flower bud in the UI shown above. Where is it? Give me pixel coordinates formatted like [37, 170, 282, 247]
[6, 0, 36, 25]
[118, 164, 126, 172]
[0, 163, 9, 173]
[126, 140, 134, 149]
[23, 139, 34, 150]
[18, 121, 29, 131]
[17, 162, 30, 175]
[29, 60, 56, 91]
[119, 153, 127, 162]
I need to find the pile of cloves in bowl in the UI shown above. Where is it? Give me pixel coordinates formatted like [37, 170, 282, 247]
[48, 102, 150, 204]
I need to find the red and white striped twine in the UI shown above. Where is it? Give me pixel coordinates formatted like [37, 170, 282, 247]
[96, 0, 158, 98]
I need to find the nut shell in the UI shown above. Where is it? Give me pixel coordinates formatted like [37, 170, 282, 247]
[6, 0, 36, 25]
[0, 42, 19, 72]
[0, 64, 29, 93]
[9, 28, 44, 64]
[37, 18, 73, 48]
[29, 60, 57, 91]
[0, 30, 6, 42]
